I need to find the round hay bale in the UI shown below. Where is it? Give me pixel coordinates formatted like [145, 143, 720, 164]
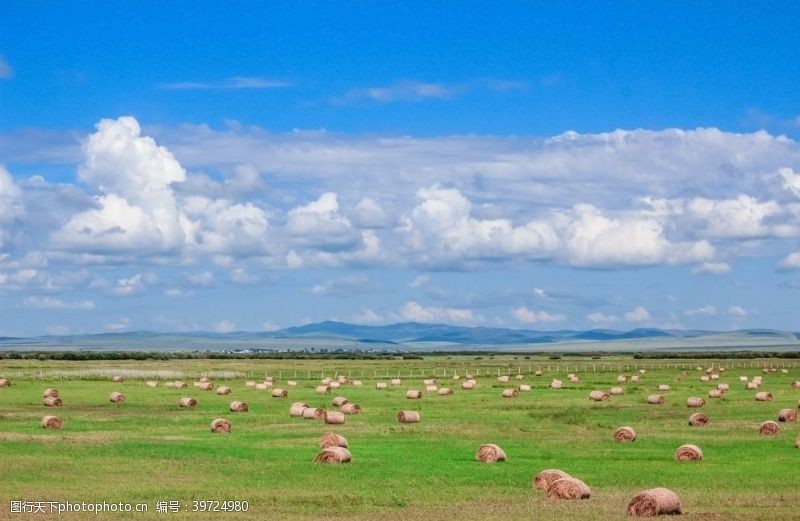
[406, 390, 422, 399]
[245, 381, 256, 388]
[688, 413, 709, 426]
[700, 375, 710, 382]
[41, 415, 62, 429]
[719, 367, 726, 372]
[519, 384, 531, 392]
[502, 388, 519, 398]
[43, 388, 59, 398]
[746, 382, 759, 390]
[755, 391, 773, 401]
[546, 477, 591, 500]
[337, 376, 347, 384]
[610, 386, 624, 396]
[791, 381, 800, 389]
[109, 392, 126, 403]
[328, 381, 341, 389]
[710, 374, 720, 380]
[332, 396, 349, 407]
[498, 375, 510, 383]
[739, 376, 749, 382]
[391, 378, 402, 386]
[145, 380, 158, 388]
[216, 386, 232, 395]
[425, 385, 438, 392]
[657, 384, 670, 392]
[352, 380, 363, 386]
[569, 376, 581, 383]
[198, 382, 214, 391]
[319, 432, 348, 449]
[271, 388, 288, 398]
[437, 387, 454, 395]
[639, 369, 647, 374]
[647, 394, 665, 405]
[452, 375, 462, 380]
[614, 426, 636, 442]
[515, 374, 524, 380]
[321, 377, 332, 385]
[781, 369, 788, 374]
[630, 375, 640, 382]
[533, 469, 570, 490]
[778, 408, 797, 422]
[627, 487, 683, 517]
[708, 390, 723, 398]
[617, 375, 628, 383]
[302, 407, 325, 419]
[535, 370, 543, 376]
[759, 420, 779, 436]
[397, 410, 420, 423]
[341, 403, 361, 415]
[112, 375, 124, 382]
[229, 401, 248, 412]
[43, 396, 62, 407]
[289, 403, 308, 417]
[423, 379, 436, 386]
[314, 446, 351, 464]
[284, 380, 296, 387]
[589, 390, 610, 401]
[324, 411, 346, 425]
[375, 382, 388, 389]
[687, 397, 705, 408]
[265, 376, 274, 383]
[315, 385, 330, 394]
[179, 397, 197, 408]
[461, 381, 475, 389]
[717, 383, 730, 392]
[0, 378, 10, 387]
[210, 418, 231, 433]
[475, 443, 506, 463]
[255, 383, 268, 391]
[674, 444, 702, 461]
[549, 379, 563, 389]
[199, 376, 211, 383]
[173, 381, 187, 388]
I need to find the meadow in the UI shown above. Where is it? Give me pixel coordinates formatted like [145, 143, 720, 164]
[0, 355, 798, 520]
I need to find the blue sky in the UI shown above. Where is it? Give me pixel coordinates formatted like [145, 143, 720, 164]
[1, 2, 800, 336]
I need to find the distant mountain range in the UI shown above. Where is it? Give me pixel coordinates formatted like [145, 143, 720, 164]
[1, 321, 799, 351]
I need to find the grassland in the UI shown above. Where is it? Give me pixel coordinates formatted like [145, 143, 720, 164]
[0, 356, 798, 520]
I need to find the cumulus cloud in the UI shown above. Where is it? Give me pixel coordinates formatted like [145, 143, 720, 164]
[777, 252, 800, 270]
[693, 262, 732, 275]
[185, 271, 215, 287]
[399, 301, 476, 324]
[108, 273, 157, 297]
[587, 312, 619, 325]
[353, 308, 383, 324]
[23, 297, 95, 310]
[728, 305, 749, 318]
[0, 166, 24, 249]
[409, 275, 430, 288]
[511, 306, 565, 324]
[624, 306, 651, 323]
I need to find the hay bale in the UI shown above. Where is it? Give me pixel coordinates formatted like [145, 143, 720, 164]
[321, 377, 333, 385]
[569, 376, 581, 383]
[617, 375, 628, 383]
[245, 381, 256, 388]
[498, 375, 510, 383]
[255, 383, 268, 391]
[739, 376, 749, 382]
[229, 401, 248, 412]
[375, 382, 388, 389]
[535, 370, 543, 376]
[502, 388, 519, 398]
[397, 410, 420, 423]
[210, 418, 231, 433]
[43, 396, 62, 407]
[173, 381, 187, 388]
[700, 375, 710, 382]
[41, 415, 62, 430]
[0, 378, 10, 387]
[717, 383, 729, 392]
[315, 385, 330, 394]
[687, 397, 705, 408]
[461, 381, 475, 389]
[314, 446, 351, 464]
[533, 469, 570, 490]
[515, 374, 524, 380]
[546, 477, 591, 500]
[289, 402, 308, 417]
[746, 382, 759, 390]
[674, 444, 702, 461]
[302, 407, 325, 419]
[639, 369, 647, 374]
[437, 387, 454, 395]
[406, 390, 422, 399]
[329, 381, 341, 389]
[630, 375, 640, 382]
[647, 394, 665, 405]
[112, 375, 124, 382]
[216, 386, 232, 395]
[341, 403, 361, 414]
[109, 392, 126, 403]
[200, 376, 211, 383]
[791, 381, 800, 389]
[778, 408, 797, 422]
[475, 443, 506, 463]
[145, 380, 158, 388]
[424, 379, 436, 386]
[519, 384, 531, 392]
[43, 388, 59, 398]
[352, 380, 363, 386]
[337, 376, 347, 384]
[657, 384, 670, 392]
[287, 380, 298, 387]
[710, 374, 720, 381]
[179, 397, 197, 408]
[198, 382, 214, 391]
[324, 411, 346, 425]
[688, 413, 709, 426]
[332, 396, 349, 407]
[319, 432, 348, 449]
[755, 391, 773, 401]
[271, 388, 288, 398]
[610, 386, 624, 395]
[452, 375, 462, 380]
[549, 379, 563, 389]
[627, 488, 683, 517]
[391, 378, 402, 386]
[708, 390, 723, 398]
[614, 426, 636, 442]
[426, 385, 438, 392]
[589, 390, 610, 401]
[759, 420, 779, 436]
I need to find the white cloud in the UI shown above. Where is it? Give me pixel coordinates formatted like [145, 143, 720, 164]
[409, 275, 430, 288]
[728, 305, 749, 318]
[108, 273, 157, 297]
[587, 312, 619, 325]
[212, 320, 236, 333]
[353, 308, 383, 324]
[286, 192, 358, 250]
[351, 197, 391, 228]
[334, 81, 463, 104]
[159, 77, 292, 90]
[778, 252, 800, 270]
[23, 297, 95, 310]
[0, 166, 23, 249]
[686, 195, 788, 239]
[693, 261, 732, 275]
[778, 167, 800, 197]
[685, 305, 717, 317]
[261, 321, 281, 332]
[511, 307, 566, 324]
[164, 288, 191, 299]
[310, 274, 376, 296]
[399, 301, 476, 324]
[186, 271, 215, 287]
[624, 306, 651, 323]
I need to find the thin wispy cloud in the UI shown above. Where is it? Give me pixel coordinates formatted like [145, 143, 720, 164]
[159, 76, 292, 90]
[331, 79, 528, 105]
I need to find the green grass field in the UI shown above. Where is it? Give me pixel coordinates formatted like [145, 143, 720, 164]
[0, 356, 798, 520]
